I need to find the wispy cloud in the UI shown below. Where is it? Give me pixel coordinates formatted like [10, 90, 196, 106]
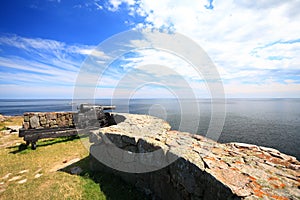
[0, 34, 97, 98]
[1, 1, 300, 98]
[0, 34, 96, 56]
[105, 0, 136, 12]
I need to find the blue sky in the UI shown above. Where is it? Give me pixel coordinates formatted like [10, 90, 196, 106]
[0, 0, 299, 98]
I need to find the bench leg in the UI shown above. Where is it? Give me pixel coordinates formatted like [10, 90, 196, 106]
[31, 142, 37, 150]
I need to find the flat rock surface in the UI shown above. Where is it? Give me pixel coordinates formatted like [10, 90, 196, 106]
[98, 113, 300, 200]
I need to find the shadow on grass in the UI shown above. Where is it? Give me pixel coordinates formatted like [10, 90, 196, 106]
[8, 135, 88, 154]
[60, 156, 148, 200]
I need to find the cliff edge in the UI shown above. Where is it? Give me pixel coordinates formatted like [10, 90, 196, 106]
[89, 113, 300, 200]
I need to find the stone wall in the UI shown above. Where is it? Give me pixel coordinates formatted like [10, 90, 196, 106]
[22, 112, 76, 129]
[89, 113, 300, 200]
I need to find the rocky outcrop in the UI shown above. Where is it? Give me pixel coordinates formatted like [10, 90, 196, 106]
[0, 114, 6, 122]
[22, 112, 76, 129]
[89, 113, 300, 200]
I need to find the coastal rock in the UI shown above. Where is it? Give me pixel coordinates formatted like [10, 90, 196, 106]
[90, 113, 300, 200]
[18, 111, 300, 199]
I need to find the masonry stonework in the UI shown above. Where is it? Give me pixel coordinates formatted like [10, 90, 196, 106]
[23, 112, 76, 129]
[89, 113, 300, 200]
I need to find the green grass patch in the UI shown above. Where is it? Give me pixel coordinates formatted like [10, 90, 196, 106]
[0, 123, 147, 200]
[0, 125, 8, 131]
[81, 175, 105, 200]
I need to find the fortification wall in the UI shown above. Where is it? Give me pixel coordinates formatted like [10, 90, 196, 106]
[89, 113, 300, 200]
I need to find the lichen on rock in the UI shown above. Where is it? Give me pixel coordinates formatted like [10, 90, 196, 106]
[90, 113, 300, 200]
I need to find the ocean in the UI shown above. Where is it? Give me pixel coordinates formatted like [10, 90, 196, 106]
[0, 98, 299, 160]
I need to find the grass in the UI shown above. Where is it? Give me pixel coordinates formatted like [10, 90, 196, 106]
[0, 116, 147, 200]
[0, 116, 23, 130]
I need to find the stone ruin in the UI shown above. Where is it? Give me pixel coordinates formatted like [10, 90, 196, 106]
[89, 113, 300, 200]
[20, 111, 300, 199]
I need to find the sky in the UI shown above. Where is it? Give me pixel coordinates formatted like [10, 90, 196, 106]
[0, 0, 299, 99]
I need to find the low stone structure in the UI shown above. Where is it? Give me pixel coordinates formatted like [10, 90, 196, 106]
[20, 109, 114, 149]
[90, 113, 300, 200]
[22, 112, 76, 129]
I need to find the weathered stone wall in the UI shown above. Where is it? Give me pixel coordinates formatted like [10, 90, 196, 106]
[90, 113, 300, 200]
[22, 112, 76, 129]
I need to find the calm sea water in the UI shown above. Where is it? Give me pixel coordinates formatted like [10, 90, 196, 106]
[0, 98, 299, 160]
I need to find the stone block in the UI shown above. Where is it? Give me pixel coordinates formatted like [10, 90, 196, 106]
[46, 113, 57, 120]
[39, 116, 46, 121]
[40, 119, 46, 125]
[24, 115, 29, 122]
[68, 121, 74, 127]
[58, 119, 66, 127]
[23, 122, 29, 130]
[49, 120, 56, 126]
[106, 134, 126, 148]
[137, 139, 160, 153]
[38, 113, 45, 117]
[121, 135, 137, 145]
[29, 115, 40, 129]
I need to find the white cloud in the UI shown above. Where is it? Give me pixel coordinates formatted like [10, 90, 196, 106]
[79, 49, 111, 59]
[0, 57, 78, 85]
[88, 47, 213, 98]
[104, 0, 300, 97]
[106, 0, 136, 11]
[120, 49, 199, 79]
[0, 34, 96, 56]
[94, 2, 103, 10]
[2, 1, 300, 98]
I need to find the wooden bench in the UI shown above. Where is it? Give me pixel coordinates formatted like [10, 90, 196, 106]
[19, 126, 79, 149]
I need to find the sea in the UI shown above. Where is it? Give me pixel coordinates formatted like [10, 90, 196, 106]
[0, 98, 299, 160]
